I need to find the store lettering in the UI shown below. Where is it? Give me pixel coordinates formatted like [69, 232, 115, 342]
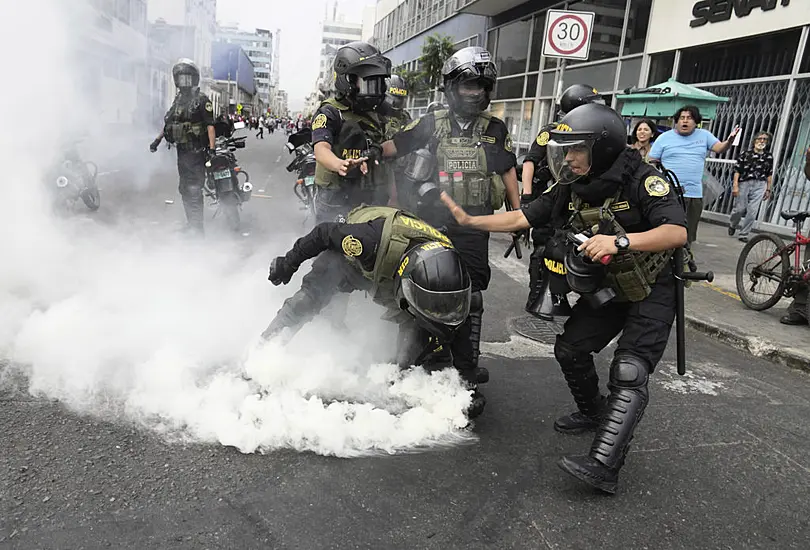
[690, 0, 790, 28]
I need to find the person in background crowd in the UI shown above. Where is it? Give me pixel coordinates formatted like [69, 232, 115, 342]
[780, 147, 810, 325]
[256, 116, 265, 139]
[728, 131, 774, 242]
[649, 105, 740, 243]
[630, 119, 659, 162]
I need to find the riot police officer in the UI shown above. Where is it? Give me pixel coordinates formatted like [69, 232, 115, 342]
[381, 46, 521, 385]
[261, 205, 486, 418]
[522, 84, 605, 316]
[310, 41, 391, 224]
[150, 59, 216, 234]
[440, 103, 688, 493]
[379, 74, 415, 210]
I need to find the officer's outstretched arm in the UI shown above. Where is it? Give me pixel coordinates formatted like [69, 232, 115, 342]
[440, 192, 531, 233]
[314, 142, 368, 176]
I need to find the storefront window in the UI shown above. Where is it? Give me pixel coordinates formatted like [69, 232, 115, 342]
[487, 29, 498, 57]
[525, 74, 538, 98]
[801, 35, 810, 73]
[494, 76, 524, 100]
[678, 28, 801, 84]
[543, 56, 558, 70]
[528, 14, 546, 72]
[540, 70, 556, 97]
[495, 18, 532, 76]
[624, 0, 651, 55]
[617, 57, 642, 91]
[564, 61, 618, 93]
[647, 51, 674, 86]
[566, 0, 626, 61]
[501, 102, 523, 139]
[520, 101, 535, 142]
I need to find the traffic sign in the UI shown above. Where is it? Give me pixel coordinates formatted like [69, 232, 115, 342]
[542, 9, 595, 61]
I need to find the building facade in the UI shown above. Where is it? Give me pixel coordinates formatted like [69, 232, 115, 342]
[374, 0, 810, 230]
[216, 25, 274, 109]
[211, 42, 257, 115]
[147, 0, 216, 77]
[315, 14, 364, 95]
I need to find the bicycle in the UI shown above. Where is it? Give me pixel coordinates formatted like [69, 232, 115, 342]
[735, 210, 810, 315]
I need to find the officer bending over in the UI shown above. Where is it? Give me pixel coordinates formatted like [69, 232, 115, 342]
[441, 103, 687, 493]
[261, 205, 486, 418]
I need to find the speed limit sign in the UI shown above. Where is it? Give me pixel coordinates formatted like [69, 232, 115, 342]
[542, 9, 595, 61]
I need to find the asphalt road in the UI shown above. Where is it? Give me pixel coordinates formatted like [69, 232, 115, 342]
[2, 131, 810, 549]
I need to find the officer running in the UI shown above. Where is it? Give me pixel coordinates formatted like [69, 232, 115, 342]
[150, 59, 216, 234]
[522, 84, 605, 316]
[440, 103, 688, 493]
[310, 41, 392, 224]
[260, 205, 486, 418]
[381, 46, 521, 388]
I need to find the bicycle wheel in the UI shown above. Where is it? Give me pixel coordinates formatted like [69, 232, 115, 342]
[735, 233, 790, 310]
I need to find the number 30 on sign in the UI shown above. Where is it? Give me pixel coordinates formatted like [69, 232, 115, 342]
[542, 9, 595, 61]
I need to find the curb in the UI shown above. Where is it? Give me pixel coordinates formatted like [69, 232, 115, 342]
[685, 314, 810, 374]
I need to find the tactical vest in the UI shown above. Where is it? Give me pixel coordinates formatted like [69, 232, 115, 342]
[164, 93, 206, 149]
[433, 110, 506, 210]
[314, 98, 386, 191]
[346, 205, 453, 305]
[569, 191, 672, 302]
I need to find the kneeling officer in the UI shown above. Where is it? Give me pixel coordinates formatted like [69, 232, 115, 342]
[261, 205, 486, 418]
[440, 103, 688, 492]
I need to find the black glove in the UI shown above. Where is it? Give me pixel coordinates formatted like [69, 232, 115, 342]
[363, 142, 383, 164]
[149, 139, 161, 153]
[207, 148, 216, 160]
[268, 256, 297, 286]
[520, 193, 535, 208]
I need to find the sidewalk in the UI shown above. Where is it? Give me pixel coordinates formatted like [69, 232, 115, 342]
[686, 220, 810, 372]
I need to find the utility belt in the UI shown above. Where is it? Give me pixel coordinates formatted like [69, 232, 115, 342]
[438, 171, 504, 210]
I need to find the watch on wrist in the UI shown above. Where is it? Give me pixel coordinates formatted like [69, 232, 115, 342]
[615, 235, 630, 251]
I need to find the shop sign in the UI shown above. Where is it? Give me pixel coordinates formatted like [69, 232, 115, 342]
[690, 0, 791, 28]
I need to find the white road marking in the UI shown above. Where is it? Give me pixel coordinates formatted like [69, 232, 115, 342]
[488, 250, 528, 285]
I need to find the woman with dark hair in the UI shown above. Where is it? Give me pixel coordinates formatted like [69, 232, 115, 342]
[728, 131, 774, 242]
[630, 118, 659, 161]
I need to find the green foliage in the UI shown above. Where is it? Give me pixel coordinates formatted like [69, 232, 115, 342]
[420, 34, 456, 90]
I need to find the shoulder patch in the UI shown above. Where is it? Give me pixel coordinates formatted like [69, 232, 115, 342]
[536, 131, 550, 146]
[403, 118, 420, 132]
[644, 175, 670, 197]
[505, 134, 513, 153]
[205, 102, 213, 112]
[341, 235, 363, 257]
[312, 113, 328, 130]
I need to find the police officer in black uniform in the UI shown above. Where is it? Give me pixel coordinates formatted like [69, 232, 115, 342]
[150, 59, 216, 234]
[310, 41, 391, 224]
[441, 103, 688, 493]
[522, 84, 605, 315]
[379, 74, 415, 210]
[381, 46, 521, 386]
[261, 205, 486, 417]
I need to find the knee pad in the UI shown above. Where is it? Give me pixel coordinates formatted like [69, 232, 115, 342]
[609, 353, 650, 390]
[554, 337, 592, 368]
[470, 290, 483, 314]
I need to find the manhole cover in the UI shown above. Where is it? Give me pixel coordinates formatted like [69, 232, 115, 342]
[510, 315, 565, 343]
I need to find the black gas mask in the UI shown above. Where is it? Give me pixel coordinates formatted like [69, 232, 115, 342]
[563, 232, 616, 308]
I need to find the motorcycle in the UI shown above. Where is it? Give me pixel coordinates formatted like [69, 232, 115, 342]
[50, 144, 101, 212]
[286, 128, 317, 223]
[204, 133, 252, 232]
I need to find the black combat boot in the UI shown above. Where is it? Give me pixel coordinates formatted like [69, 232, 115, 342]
[553, 338, 604, 434]
[558, 354, 649, 494]
[469, 291, 489, 384]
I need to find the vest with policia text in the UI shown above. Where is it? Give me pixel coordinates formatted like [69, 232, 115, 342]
[568, 190, 672, 302]
[345, 205, 453, 305]
[163, 92, 207, 150]
[433, 109, 506, 210]
[314, 97, 386, 191]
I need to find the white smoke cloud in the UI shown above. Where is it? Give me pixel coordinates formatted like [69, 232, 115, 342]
[0, 0, 474, 458]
